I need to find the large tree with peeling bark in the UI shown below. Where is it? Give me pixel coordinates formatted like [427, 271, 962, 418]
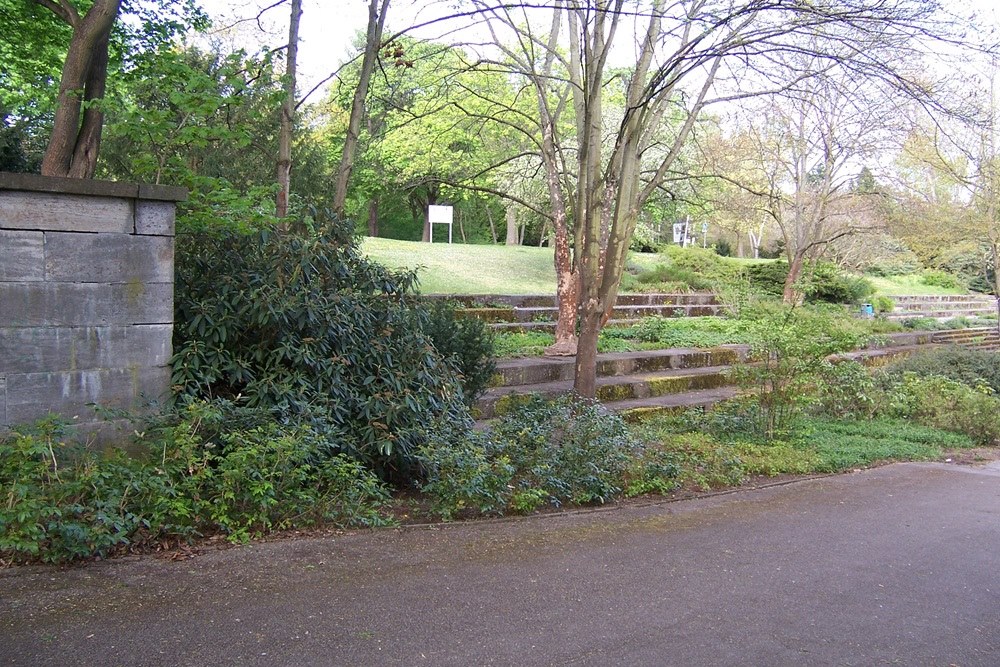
[468, 0, 971, 398]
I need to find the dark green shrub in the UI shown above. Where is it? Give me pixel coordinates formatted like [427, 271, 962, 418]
[172, 215, 471, 479]
[745, 261, 874, 304]
[882, 346, 1000, 394]
[713, 239, 733, 257]
[419, 396, 640, 517]
[420, 300, 496, 403]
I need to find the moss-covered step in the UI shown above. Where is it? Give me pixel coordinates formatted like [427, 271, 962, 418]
[492, 346, 746, 388]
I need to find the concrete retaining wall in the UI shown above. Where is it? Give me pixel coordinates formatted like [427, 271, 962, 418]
[0, 172, 185, 438]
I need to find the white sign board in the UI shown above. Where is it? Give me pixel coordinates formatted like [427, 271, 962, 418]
[428, 205, 454, 243]
[672, 222, 686, 244]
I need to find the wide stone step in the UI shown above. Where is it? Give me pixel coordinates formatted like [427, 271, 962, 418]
[428, 292, 719, 309]
[493, 346, 746, 388]
[931, 327, 998, 343]
[886, 309, 995, 320]
[492, 305, 722, 333]
[612, 386, 743, 421]
[890, 294, 996, 304]
[477, 365, 734, 420]
[893, 301, 996, 311]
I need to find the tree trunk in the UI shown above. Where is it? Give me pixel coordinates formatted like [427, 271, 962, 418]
[333, 0, 390, 217]
[485, 204, 498, 243]
[505, 203, 519, 245]
[783, 252, 807, 305]
[276, 0, 302, 221]
[38, 0, 122, 178]
[573, 307, 602, 399]
[367, 198, 379, 237]
[544, 207, 578, 356]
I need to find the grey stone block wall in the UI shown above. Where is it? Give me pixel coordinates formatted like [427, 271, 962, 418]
[0, 172, 185, 440]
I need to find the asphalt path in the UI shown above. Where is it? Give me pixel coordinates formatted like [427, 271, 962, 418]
[3, 461, 1000, 667]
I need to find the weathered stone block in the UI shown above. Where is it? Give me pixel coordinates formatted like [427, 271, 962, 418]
[135, 201, 175, 236]
[1, 282, 109, 326]
[110, 282, 173, 324]
[1, 282, 175, 327]
[0, 326, 149, 374]
[0, 375, 6, 424]
[0, 191, 133, 233]
[45, 232, 173, 283]
[0, 230, 44, 281]
[5, 366, 170, 423]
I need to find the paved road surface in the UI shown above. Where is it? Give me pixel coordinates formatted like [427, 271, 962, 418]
[3, 462, 1000, 666]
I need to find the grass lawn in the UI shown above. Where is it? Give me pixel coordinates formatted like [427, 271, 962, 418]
[362, 238, 770, 294]
[869, 274, 967, 296]
[362, 238, 556, 294]
[363, 237, 973, 298]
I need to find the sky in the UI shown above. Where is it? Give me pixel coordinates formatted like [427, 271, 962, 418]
[197, 0, 1000, 106]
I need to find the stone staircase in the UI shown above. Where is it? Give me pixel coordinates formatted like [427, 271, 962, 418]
[888, 294, 998, 321]
[930, 327, 1000, 351]
[433, 293, 722, 333]
[475, 331, 942, 423]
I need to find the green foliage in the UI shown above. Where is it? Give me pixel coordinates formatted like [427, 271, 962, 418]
[794, 418, 974, 471]
[492, 331, 555, 358]
[887, 374, 1000, 445]
[420, 301, 496, 403]
[637, 413, 975, 481]
[172, 216, 471, 480]
[0, 418, 151, 563]
[872, 295, 895, 314]
[626, 430, 747, 491]
[634, 263, 713, 290]
[728, 305, 871, 438]
[815, 361, 879, 419]
[419, 396, 640, 517]
[607, 316, 745, 348]
[745, 261, 875, 304]
[882, 346, 1000, 394]
[920, 269, 964, 290]
[0, 403, 393, 564]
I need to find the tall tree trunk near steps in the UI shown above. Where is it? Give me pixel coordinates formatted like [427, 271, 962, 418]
[573, 309, 603, 399]
[544, 208, 578, 357]
[783, 253, 807, 305]
[367, 199, 379, 237]
[545, 275, 578, 356]
[505, 203, 519, 245]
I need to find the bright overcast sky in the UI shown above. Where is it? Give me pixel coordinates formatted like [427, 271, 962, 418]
[197, 0, 1000, 104]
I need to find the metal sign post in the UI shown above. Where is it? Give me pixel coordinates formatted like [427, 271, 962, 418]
[428, 205, 454, 243]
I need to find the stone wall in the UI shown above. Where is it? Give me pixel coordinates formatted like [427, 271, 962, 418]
[0, 172, 185, 438]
